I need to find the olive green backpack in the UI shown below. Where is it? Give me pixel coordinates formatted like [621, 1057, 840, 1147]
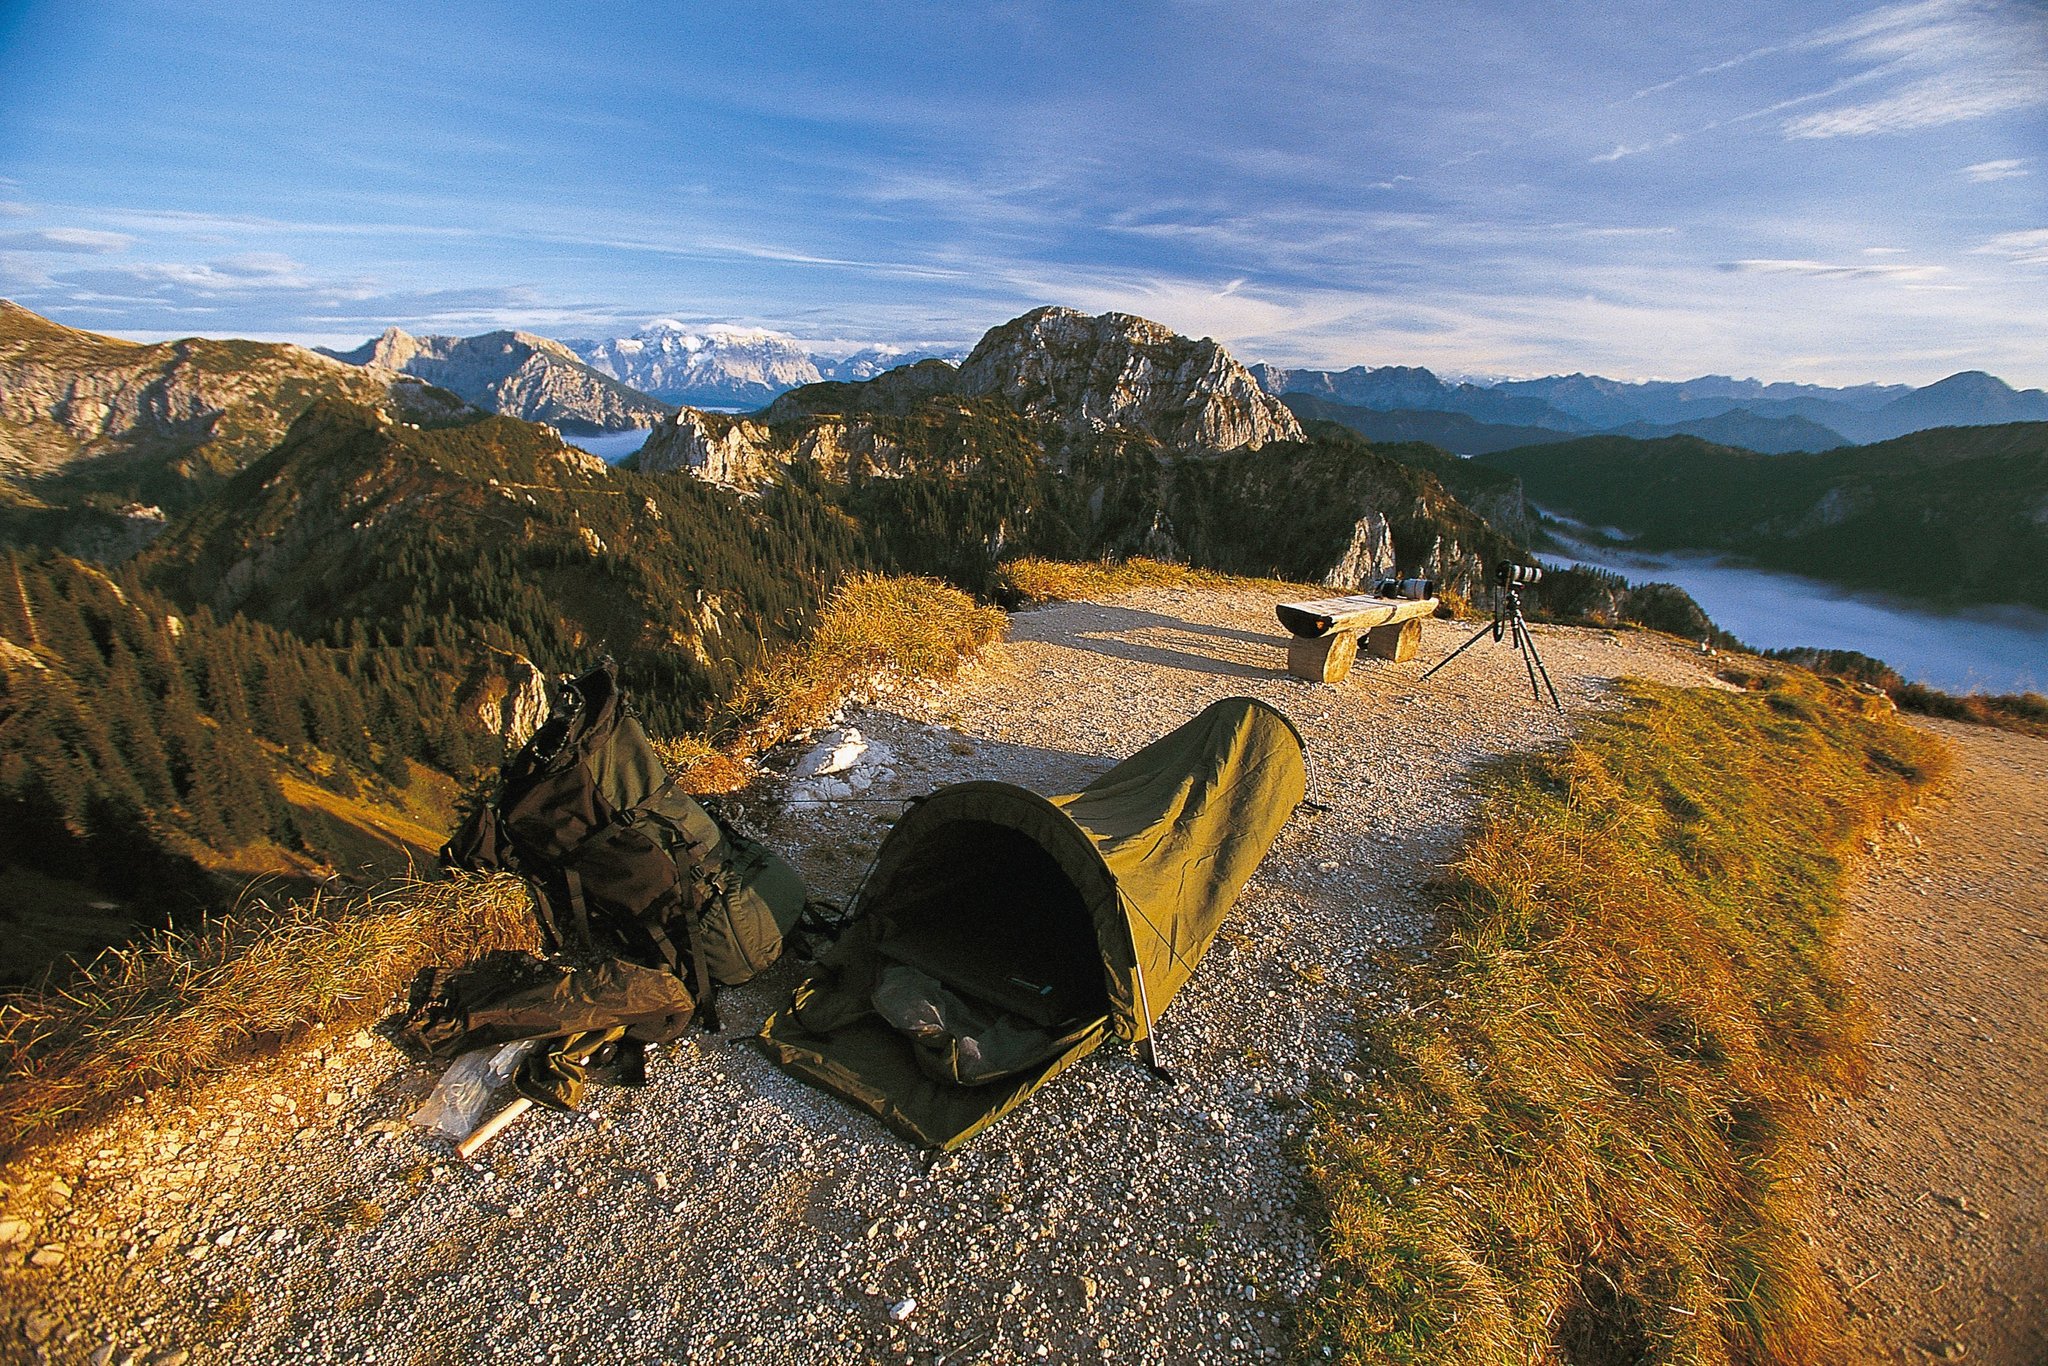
[646, 782, 809, 987]
[443, 659, 809, 1023]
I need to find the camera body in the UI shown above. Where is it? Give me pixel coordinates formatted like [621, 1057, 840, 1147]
[1495, 561, 1543, 588]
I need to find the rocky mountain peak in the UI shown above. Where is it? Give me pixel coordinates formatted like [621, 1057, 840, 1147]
[955, 306, 1301, 452]
[634, 407, 780, 487]
[352, 326, 422, 370]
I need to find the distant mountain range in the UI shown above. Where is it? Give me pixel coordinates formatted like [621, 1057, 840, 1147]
[562, 321, 964, 409]
[1280, 394, 1851, 456]
[318, 327, 672, 434]
[309, 313, 2048, 450]
[1255, 362, 2048, 450]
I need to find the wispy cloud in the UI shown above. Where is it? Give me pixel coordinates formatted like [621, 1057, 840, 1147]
[1961, 157, 2029, 181]
[0, 227, 134, 253]
[1592, 134, 1684, 163]
[1973, 228, 2048, 265]
[1719, 257, 1948, 280]
[1783, 0, 2048, 138]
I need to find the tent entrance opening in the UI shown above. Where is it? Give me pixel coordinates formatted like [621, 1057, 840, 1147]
[874, 819, 1108, 1030]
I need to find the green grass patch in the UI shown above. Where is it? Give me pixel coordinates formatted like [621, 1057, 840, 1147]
[1297, 665, 1950, 1365]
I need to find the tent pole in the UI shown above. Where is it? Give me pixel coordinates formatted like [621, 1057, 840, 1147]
[1125, 892, 1176, 1086]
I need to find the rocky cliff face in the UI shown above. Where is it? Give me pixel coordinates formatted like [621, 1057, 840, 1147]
[634, 409, 781, 487]
[321, 327, 671, 434]
[1321, 511, 1398, 590]
[458, 649, 550, 749]
[636, 406, 925, 489]
[955, 307, 1301, 452]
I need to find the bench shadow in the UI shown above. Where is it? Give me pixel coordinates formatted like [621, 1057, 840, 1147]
[1017, 603, 1289, 681]
[1024, 602, 1286, 650]
[1067, 633, 1279, 681]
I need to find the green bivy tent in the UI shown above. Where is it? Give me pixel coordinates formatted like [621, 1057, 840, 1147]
[760, 696, 1307, 1149]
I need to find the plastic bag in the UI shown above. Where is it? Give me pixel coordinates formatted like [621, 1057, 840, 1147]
[408, 1039, 537, 1140]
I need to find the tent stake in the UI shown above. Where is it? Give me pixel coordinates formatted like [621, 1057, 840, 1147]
[456, 1097, 532, 1159]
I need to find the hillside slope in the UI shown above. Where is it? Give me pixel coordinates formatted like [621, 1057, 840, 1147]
[1479, 423, 2048, 608]
[0, 300, 469, 556]
[136, 402, 863, 735]
[0, 550, 535, 978]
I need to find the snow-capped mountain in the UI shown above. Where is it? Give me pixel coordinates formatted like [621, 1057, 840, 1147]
[564, 321, 962, 408]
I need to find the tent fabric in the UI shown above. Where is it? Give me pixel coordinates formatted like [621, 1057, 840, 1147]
[760, 696, 1306, 1149]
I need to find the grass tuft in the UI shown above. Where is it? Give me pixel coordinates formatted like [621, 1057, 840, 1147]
[0, 877, 536, 1163]
[999, 555, 1314, 603]
[1760, 646, 2048, 740]
[1298, 664, 1949, 1365]
[708, 571, 1005, 759]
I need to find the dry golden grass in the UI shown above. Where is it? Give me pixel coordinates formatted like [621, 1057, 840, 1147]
[1298, 665, 1950, 1365]
[709, 571, 1005, 758]
[1894, 684, 2048, 739]
[0, 877, 536, 1164]
[1000, 555, 1316, 603]
[646, 733, 756, 796]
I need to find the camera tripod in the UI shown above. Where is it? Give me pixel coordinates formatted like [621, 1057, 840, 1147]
[1421, 583, 1562, 710]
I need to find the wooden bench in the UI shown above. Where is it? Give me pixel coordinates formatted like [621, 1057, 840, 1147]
[1276, 593, 1439, 683]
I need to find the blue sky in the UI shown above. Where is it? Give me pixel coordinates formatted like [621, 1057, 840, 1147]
[1, 0, 2043, 385]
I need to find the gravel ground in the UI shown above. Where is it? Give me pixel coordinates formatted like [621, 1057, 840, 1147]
[2, 588, 1725, 1366]
[1812, 717, 2048, 1365]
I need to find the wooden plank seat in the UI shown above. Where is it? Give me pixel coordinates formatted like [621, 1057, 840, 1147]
[1275, 593, 1439, 683]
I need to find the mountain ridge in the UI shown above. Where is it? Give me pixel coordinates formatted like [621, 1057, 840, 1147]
[1476, 423, 2048, 609]
[0, 299, 472, 557]
[1259, 356, 2043, 445]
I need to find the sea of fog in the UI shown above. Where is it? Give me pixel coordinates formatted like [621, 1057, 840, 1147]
[1543, 538, 2048, 695]
[571, 429, 652, 463]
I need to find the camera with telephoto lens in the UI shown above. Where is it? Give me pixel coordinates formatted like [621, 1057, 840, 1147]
[1495, 561, 1543, 588]
[1373, 575, 1437, 601]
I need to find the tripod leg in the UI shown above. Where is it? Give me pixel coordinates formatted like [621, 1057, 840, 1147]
[1512, 605, 1565, 711]
[1511, 614, 1544, 703]
[1420, 617, 1499, 681]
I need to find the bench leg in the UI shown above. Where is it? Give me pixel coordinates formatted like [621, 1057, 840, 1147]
[1287, 631, 1359, 683]
[1366, 618, 1423, 663]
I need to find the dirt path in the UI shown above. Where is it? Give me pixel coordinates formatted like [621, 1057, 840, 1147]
[1814, 718, 2048, 1365]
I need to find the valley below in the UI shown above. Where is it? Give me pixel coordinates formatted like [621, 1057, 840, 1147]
[1543, 531, 2048, 694]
